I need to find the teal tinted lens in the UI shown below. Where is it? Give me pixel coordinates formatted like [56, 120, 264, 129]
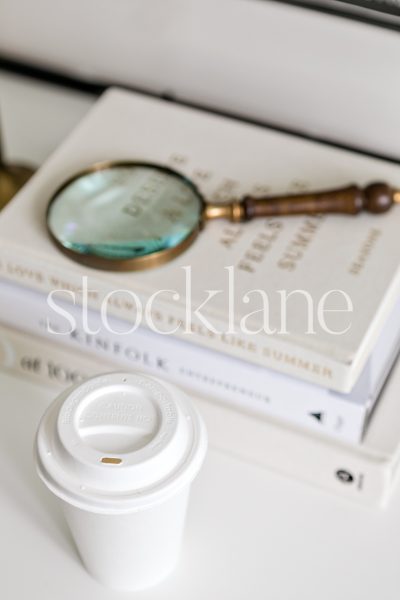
[47, 164, 203, 261]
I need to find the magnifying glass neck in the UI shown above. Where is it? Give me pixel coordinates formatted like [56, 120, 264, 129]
[203, 201, 245, 223]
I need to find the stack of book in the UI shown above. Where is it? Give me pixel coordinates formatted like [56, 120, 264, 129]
[1, 88, 400, 507]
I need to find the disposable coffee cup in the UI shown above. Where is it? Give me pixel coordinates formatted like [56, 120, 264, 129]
[34, 371, 207, 591]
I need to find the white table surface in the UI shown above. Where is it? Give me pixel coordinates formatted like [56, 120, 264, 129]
[1, 70, 400, 600]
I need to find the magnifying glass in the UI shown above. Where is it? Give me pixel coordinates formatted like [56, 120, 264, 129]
[46, 161, 400, 272]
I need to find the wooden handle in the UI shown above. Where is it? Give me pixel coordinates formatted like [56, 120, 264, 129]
[240, 182, 393, 220]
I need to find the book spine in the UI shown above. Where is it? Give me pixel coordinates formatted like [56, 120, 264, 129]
[0, 323, 393, 508]
[0, 245, 351, 391]
[0, 278, 367, 442]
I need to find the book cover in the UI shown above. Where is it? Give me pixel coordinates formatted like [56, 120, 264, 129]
[1, 89, 400, 391]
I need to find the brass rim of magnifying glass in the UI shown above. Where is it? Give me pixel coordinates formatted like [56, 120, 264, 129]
[46, 160, 207, 272]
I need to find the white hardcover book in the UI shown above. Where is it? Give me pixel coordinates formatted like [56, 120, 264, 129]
[1, 322, 400, 508]
[1, 89, 400, 392]
[1, 278, 400, 443]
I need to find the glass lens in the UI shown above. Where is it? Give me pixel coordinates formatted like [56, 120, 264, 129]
[47, 164, 203, 261]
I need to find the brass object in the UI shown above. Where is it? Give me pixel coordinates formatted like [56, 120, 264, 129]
[0, 119, 35, 210]
[393, 190, 400, 204]
[45, 160, 400, 272]
[204, 200, 245, 222]
[46, 160, 205, 272]
[0, 163, 34, 210]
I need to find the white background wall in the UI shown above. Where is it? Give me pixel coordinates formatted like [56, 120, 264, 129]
[1, 0, 400, 159]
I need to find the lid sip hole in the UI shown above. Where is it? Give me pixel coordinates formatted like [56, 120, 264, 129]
[101, 457, 123, 465]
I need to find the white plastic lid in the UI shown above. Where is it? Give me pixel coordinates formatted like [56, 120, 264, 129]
[35, 372, 207, 514]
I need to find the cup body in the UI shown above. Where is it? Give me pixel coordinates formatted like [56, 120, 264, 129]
[34, 372, 207, 591]
[62, 487, 190, 591]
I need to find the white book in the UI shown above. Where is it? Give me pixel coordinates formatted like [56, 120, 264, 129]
[1, 322, 400, 508]
[2, 278, 400, 443]
[1, 89, 400, 392]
